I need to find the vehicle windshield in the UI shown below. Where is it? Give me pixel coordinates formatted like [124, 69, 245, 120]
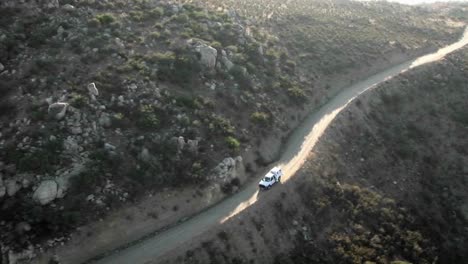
[263, 176, 272, 182]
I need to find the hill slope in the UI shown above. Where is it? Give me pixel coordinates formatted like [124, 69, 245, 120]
[0, 0, 466, 262]
[159, 46, 468, 264]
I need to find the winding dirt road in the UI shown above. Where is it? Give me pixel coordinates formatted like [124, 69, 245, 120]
[87, 28, 468, 264]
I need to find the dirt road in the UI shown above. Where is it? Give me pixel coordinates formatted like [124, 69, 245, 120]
[87, 28, 468, 264]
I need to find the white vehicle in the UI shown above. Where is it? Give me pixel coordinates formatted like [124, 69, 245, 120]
[259, 167, 283, 189]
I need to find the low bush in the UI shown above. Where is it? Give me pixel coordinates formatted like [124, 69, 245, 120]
[136, 105, 160, 129]
[150, 7, 165, 18]
[250, 112, 270, 124]
[149, 31, 161, 40]
[96, 13, 116, 25]
[69, 93, 87, 109]
[225, 136, 240, 150]
[229, 65, 252, 89]
[287, 86, 307, 102]
[17, 139, 63, 174]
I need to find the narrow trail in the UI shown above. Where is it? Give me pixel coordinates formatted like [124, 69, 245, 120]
[87, 27, 468, 264]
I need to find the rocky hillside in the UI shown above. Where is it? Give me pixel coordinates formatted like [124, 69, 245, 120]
[190, 0, 464, 75]
[162, 46, 468, 264]
[0, 0, 466, 262]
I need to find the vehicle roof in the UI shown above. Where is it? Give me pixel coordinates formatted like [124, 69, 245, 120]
[270, 167, 281, 173]
[264, 172, 274, 178]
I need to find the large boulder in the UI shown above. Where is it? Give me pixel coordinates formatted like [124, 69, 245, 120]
[48, 102, 68, 120]
[62, 3, 75, 12]
[212, 156, 244, 182]
[87, 82, 99, 96]
[33, 180, 58, 205]
[188, 39, 217, 70]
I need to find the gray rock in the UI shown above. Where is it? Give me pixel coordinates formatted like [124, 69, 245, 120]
[258, 45, 264, 56]
[0, 186, 6, 198]
[22, 178, 31, 188]
[57, 26, 64, 37]
[48, 102, 69, 120]
[177, 136, 185, 150]
[212, 156, 244, 181]
[15, 221, 32, 234]
[129, 83, 138, 91]
[104, 143, 116, 151]
[33, 180, 58, 205]
[87, 83, 99, 96]
[140, 148, 152, 163]
[45, 97, 53, 105]
[86, 194, 95, 201]
[171, 4, 181, 13]
[45, 0, 59, 9]
[220, 50, 234, 71]
[187, 139, 199, 152]
[188, 40, 217, 70]
[8, 245, 34, 264]
[70, 126, 82, 135]
[6, 180, 21, 196]
[56, 164, 85, 198]
[0, 62, 4, 72]
[62, 3, 75, 11]
[99, 113, 112, 127]
[115, 38, 125, 49]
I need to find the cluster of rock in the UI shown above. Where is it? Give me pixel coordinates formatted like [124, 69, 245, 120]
[210, 156, 245, 183]
[173, 136, 200, 153]
[186, 39, 235, 72]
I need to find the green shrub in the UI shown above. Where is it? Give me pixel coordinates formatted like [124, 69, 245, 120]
[149, 7, 164, 18]
[96, 13, 116, 25]
[149, 31, 161, 40]
[146, 51, 200, 84]
[251, 112, 270, 124]
[70, 93, 87, 108]
[225, 136, 240, 150]
[210, 41, 222, 50]
[154, 22, 164, 29]
[137, 105, 160, 129]
[88, 18, 100, 28]
[129, 10, 145, 22]
[174, 14, 189, 23]
[287, 86, 307, 102]
[210, 115, 235, 135]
